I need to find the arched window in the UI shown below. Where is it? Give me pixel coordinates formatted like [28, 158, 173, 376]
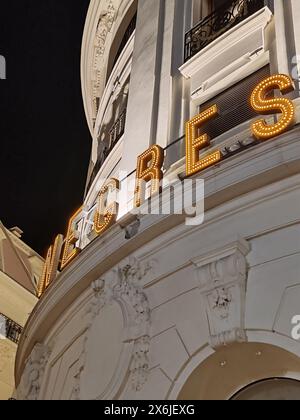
[106, 0, 138, 82]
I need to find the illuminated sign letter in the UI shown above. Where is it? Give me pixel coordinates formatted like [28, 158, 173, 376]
[251, 74, 295, 140]
[186, 105, 221, 177]
[61, 208, 82, 270]
[94, 178, 119, 236]
[38, 234, 63, 298]
[134, 145, 164, 208]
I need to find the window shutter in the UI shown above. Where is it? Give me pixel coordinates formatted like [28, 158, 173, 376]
[199, 65, 270, 140]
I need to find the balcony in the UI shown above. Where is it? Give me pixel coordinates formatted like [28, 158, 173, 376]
[108, 107, 127, 150]
[0, 313, 23, 344]
[184, 0, 265, 62]
[87, 108, 127, 192]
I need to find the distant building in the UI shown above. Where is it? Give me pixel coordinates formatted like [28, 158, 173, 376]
[0, 223, 41, 400]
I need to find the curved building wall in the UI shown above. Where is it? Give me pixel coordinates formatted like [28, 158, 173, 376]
[15, 0, 300, 400]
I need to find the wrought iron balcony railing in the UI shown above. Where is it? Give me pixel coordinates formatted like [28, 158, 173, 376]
[87, 108, 127, 192]
[0, 313, 23, 344]
[108, 107, 127, 149]
[184, 0, 265, 62]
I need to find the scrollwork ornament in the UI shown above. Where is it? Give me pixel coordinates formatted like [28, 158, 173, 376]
[72, 257, 153, 398]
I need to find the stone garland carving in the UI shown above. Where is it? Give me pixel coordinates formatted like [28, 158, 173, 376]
[17, 343, 51, 400]
[72, 257, 152, 400]
[194, 239, 250, 349]
[113, 259, 152, 391]
[92, 0, 116, 118]
[130, 335, 151, 392]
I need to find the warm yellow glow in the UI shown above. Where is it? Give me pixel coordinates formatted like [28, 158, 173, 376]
[38, 234, 64, 298]
[134, 145, 164, 208]
[94, 178, 119, 236]
[44, 73, 298, 278]
[186, 105, 221, 177]
[250, 74, 295, 140]
[60, 207, 82, 270]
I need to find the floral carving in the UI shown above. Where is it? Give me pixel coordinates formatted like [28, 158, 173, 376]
[130, 336, 150, 391]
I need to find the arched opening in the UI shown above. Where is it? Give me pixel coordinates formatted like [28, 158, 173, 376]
[106, 0, 138, 82]
[177, 343, 300, 400]
[232, 378, 300, 400]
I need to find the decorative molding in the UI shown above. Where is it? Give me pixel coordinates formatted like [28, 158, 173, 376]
[130, 335, 150, 392]
[71, 279, 106, 401]
[71, 257, 152, 399]
[17, 344, 51, 400]
[193, 238, 250, 349]
[92, 0, 116, 119]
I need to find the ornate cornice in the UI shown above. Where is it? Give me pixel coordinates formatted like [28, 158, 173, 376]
[81, 0, 118, 135]
[91, 0, 116, 119]
[81, 0, 136, 134]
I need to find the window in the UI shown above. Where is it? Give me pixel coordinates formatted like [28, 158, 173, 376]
[193, 0, 212, 25]
[193, 0, 237, 24]
[186, 0, 266, 61]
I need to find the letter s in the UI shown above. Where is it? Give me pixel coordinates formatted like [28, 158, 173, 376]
[250, 74, 295, 140]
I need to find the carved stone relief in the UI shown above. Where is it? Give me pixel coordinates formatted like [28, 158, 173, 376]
[17, 343, 51, 400]
[72, 257, 152, 400]
[193, 239, 250, 349]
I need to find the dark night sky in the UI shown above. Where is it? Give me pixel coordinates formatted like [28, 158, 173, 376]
[0, 1, 92, 256]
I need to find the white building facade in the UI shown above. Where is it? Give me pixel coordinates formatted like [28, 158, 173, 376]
[15, 0, 300, 400]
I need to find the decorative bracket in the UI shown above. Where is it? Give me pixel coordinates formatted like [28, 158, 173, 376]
[192, 238, 250, 349]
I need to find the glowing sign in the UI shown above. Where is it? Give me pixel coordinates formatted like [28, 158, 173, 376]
[60, 207, 82, 270]
[37, 74, 296, 297]
[94, 178, 119, 236]
[38, 234, 63, 298]
[134, 145, 164, 208]
[186, 105, 221, 177]
[251, 74, 295, 140]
